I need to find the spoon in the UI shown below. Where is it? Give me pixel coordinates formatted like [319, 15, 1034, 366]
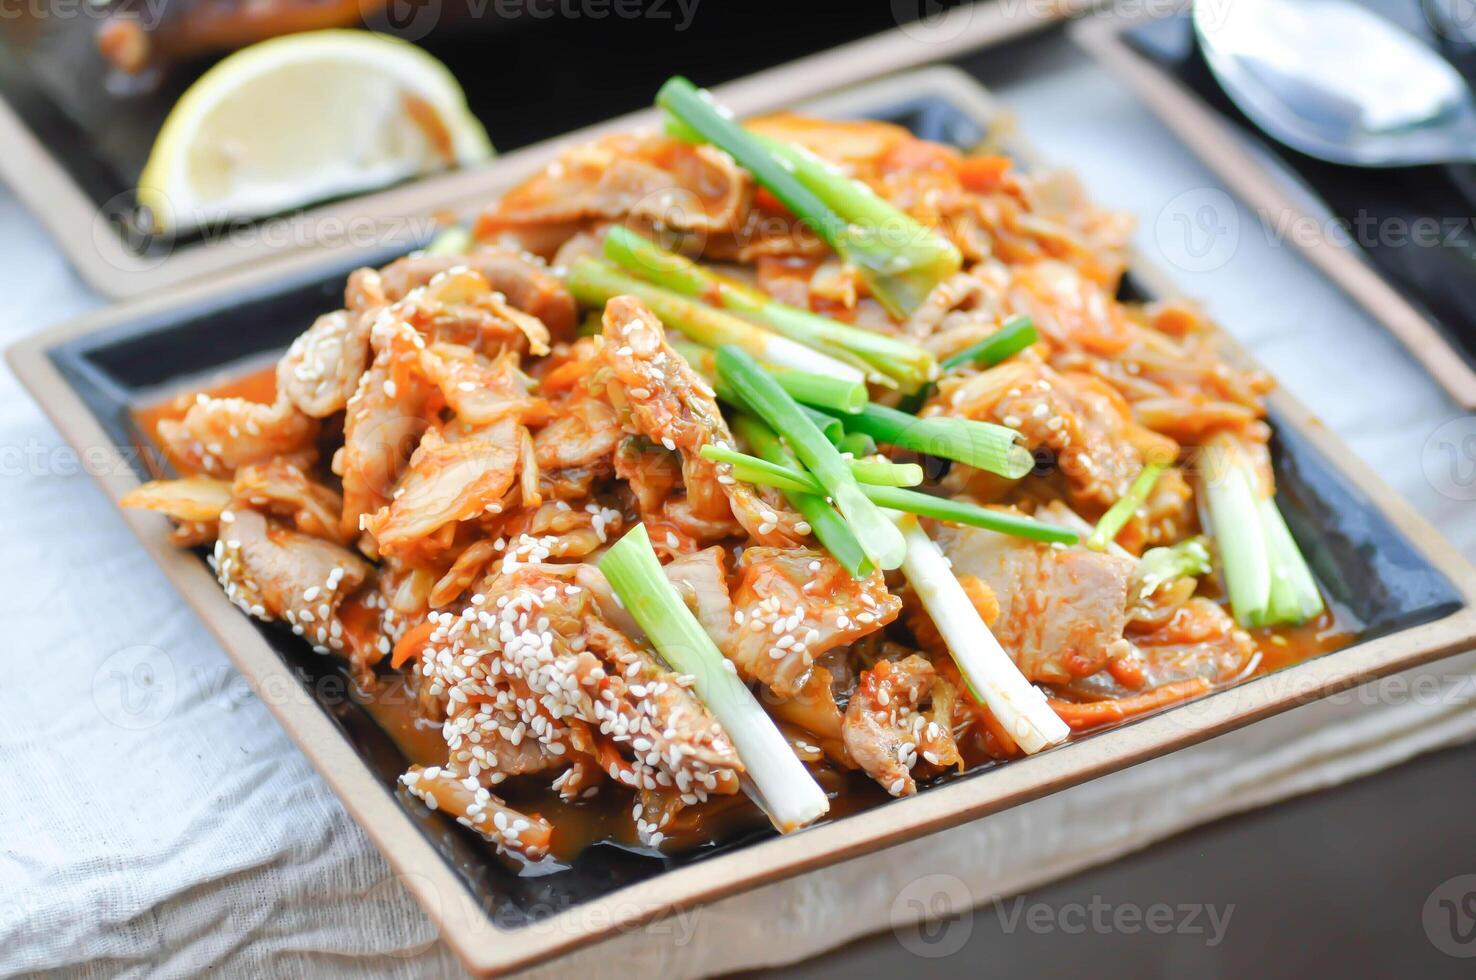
[1193, 0, 1476, 166]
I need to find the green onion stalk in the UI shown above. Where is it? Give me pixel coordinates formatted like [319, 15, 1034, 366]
[716, 346, 906, 570]
[836, 431, 877, 458]
[731, 414, 873, 579]
[604, 225, 937, 390]
[820, 402, 1035, 481]
[656, 77, 962, 320]
[1087, 462, 1165, 552]
[670, 339, 866, 414]
[891, 513, 1070, 754]
[600, 525, 829, 831]
[1199, 432, 1323, 626]
[898, 315, 1039, 413]
[566, 257, 865, 381]
[701, 444, 922, 491]
[700, 445, 1077, 546]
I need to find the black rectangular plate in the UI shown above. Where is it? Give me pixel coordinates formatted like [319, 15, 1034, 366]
[45, 92, 1467, 928]
[1123, 2, 1476, 377]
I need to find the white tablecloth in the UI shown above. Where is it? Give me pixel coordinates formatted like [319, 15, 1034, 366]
[3, 39, 1474, 979]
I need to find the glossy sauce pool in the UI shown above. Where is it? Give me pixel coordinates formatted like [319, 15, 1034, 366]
[131, 367, 1360, 863]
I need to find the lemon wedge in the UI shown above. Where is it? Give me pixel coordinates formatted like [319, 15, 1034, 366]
[138, 31, 491, 232]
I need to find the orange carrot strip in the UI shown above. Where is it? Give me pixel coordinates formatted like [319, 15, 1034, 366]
[538, 359, 587, 395]
[957, 155, 1013, 193]
[390, 620, 436, 669]
[1106, 649, 1148, 690]
[1048, 677, 1212, 732]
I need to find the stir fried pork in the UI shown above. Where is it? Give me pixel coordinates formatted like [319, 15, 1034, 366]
[123, 109, 1334, 859]
[842, 655, 963, 797]
[475, 132, 752, 258]
[601, 295, 806, 547]
[407, 566, 742, 853]
[214, 508, 374, 664]
[728, 547, 900, 698]
[278, 309, 372, 418]
[935, 522, 1135, 685]
[368, 251, 577, 339]
[157, 392, 317, 477]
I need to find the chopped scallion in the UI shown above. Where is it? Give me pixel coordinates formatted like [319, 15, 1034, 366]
[566, 257, 864, 380]
[716, 346, 906, 570]
[1087, 462, 1165, 551]
[891, 513, 1070, 754]
[823, 402, 1034, 480]
[600, 524, 830, 831]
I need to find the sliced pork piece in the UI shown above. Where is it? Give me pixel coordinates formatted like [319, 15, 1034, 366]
[1129, 597, 1256, 690]
[414, 567, 743, 846]
[729, 547, 901, 698]
[575, 548, 733, 656]
[475, 132, 751, 251]
[364, 417, 520, 559]
[404, 267, 554, 356]
[231, 459, 346, 545]
[842, 655, 939, 797]
[213, 509, 374, 666]
[935, 522, 1135, 685]
[277, 309, 371, 418]
[939, 355, 1175, 512]
[400, 765, 554, 861]
[157, 393, 318, 477]
[663, 548, 736, 654]
[533, 388, 622, 470]
[416, 343, 550, 428]
[602, 295, 804, 547]
[1045, 600, 1252, 730]
[475, 499, 627, 577]
[1008, 259, 1135, 357]
[337, 316, 432, 537]
[371, 249, 577, 339]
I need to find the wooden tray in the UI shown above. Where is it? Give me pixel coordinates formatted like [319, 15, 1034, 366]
[10, 64, 1476, 977]
[0, 0, 1086, 301]
[1071, 6, 1476, 409]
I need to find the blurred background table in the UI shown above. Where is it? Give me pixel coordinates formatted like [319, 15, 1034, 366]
[2, 8, 1474, 978]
